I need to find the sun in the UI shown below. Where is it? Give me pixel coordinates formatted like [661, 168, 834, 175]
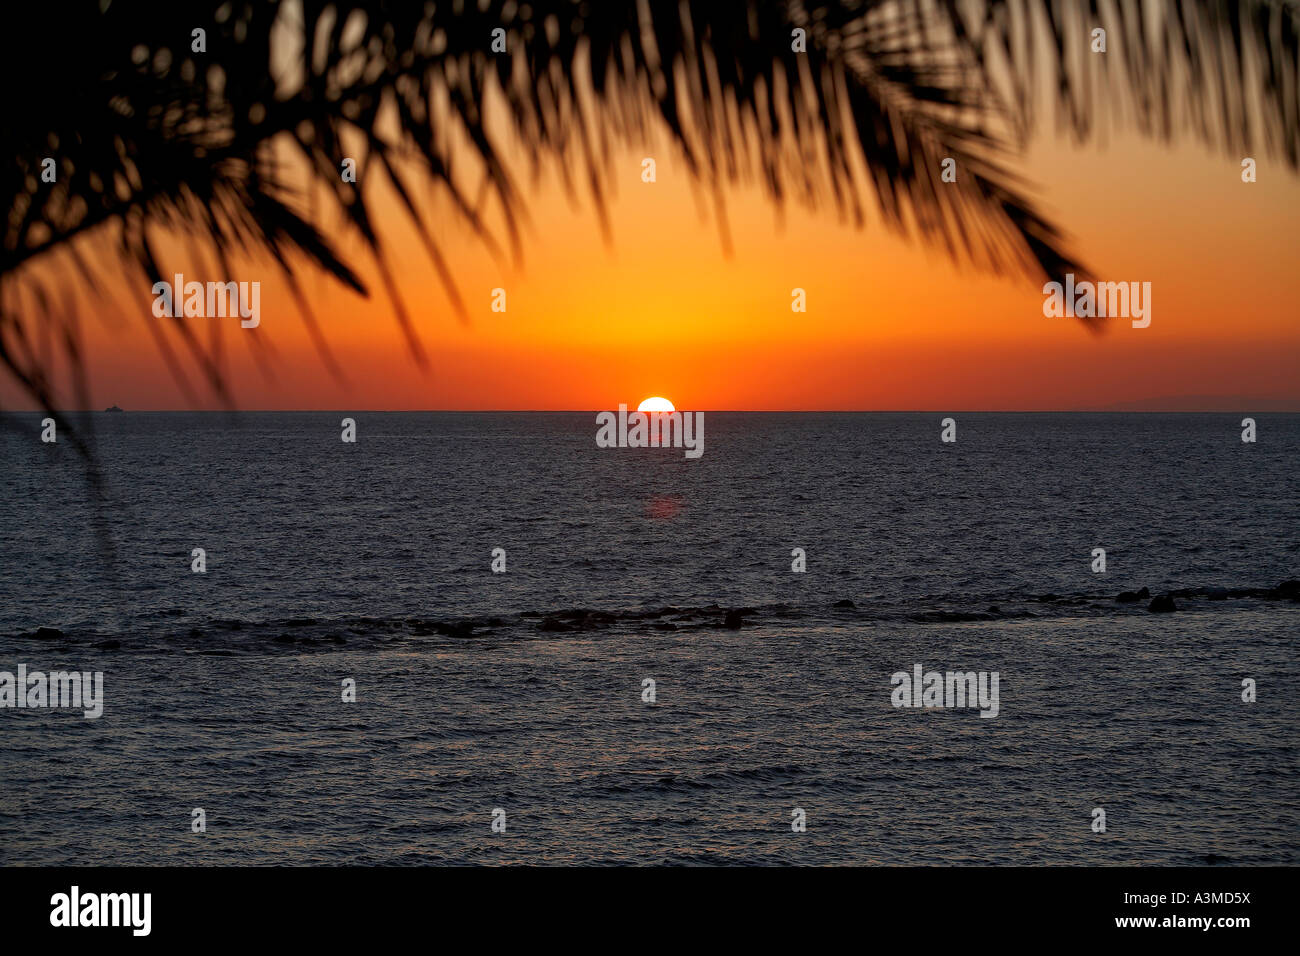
[637, 396, 675, 412]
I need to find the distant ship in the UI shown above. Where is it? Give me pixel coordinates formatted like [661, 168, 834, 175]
[105, 405, 124, 413]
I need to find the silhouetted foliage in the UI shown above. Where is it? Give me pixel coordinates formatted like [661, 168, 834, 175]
[3, 0, 1297, 418]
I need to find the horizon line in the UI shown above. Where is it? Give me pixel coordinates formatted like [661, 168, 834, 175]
[8, 407, 1299, 414]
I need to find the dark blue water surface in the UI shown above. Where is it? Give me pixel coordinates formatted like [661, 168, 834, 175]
[0, 412, 1296, 863]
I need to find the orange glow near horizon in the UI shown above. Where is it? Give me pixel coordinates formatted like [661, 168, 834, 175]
[6, 128, 1299, 412]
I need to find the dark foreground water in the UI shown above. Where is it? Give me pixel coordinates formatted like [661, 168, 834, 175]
[1, 412, 1296, 864]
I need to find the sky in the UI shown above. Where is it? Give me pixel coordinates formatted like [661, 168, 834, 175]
[7, 112, 1299, 411]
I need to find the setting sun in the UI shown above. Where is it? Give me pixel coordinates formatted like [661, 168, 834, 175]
[637, 397, 675, 412]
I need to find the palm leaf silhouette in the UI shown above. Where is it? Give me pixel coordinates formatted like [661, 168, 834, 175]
[3, 0, 1297, 420]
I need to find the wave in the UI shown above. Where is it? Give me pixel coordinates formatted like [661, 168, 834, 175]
[5, 580, 1296, 654]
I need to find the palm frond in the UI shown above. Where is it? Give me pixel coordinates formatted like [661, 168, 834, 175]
[3, 0, 1297, 416]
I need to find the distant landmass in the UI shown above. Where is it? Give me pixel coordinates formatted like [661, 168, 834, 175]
[1082, 395, 1300, 413]
[104, 405, 123, 412]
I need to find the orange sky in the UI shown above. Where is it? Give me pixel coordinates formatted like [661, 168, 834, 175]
[7, 122, 1299, 411]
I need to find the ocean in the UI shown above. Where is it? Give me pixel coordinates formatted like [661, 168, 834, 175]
[1, 412, 1296, 864]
